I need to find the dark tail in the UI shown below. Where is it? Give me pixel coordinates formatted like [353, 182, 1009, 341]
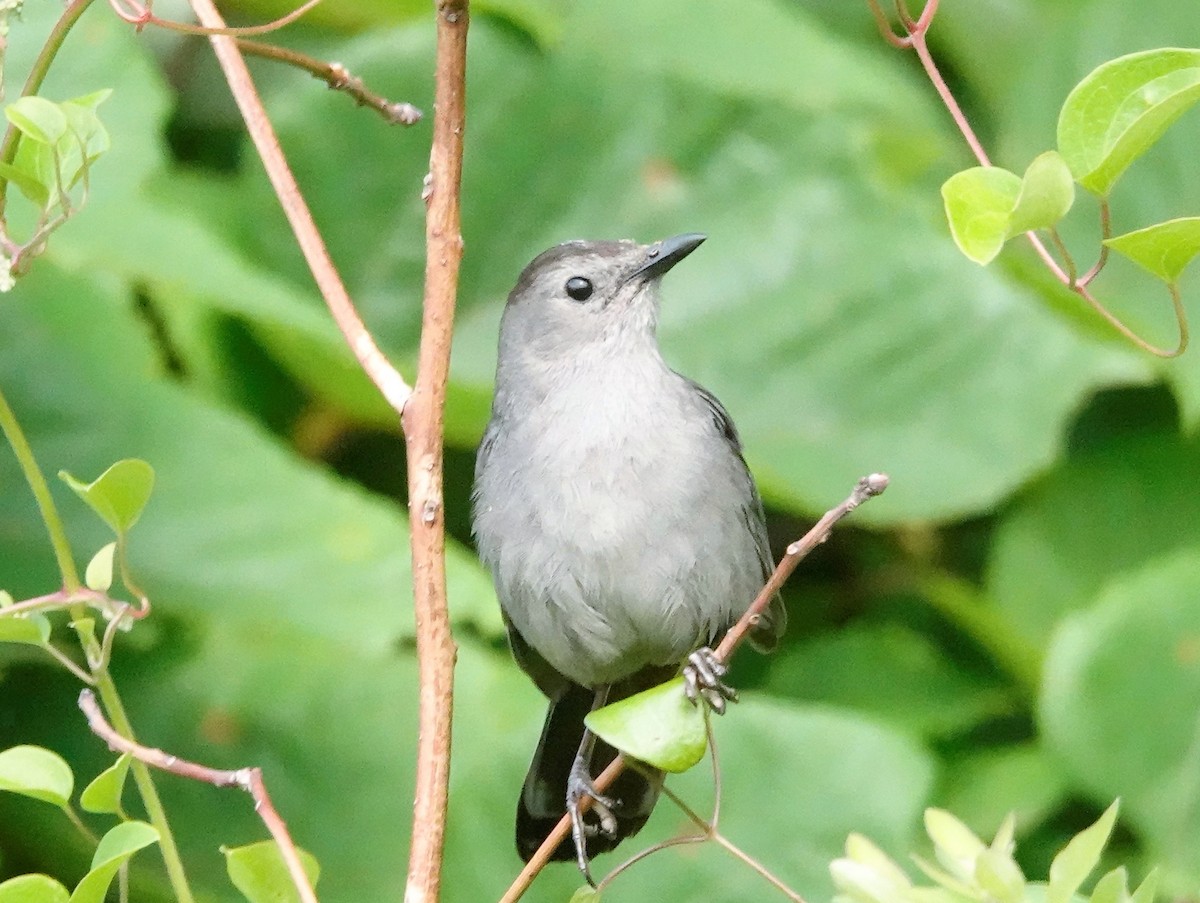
[516, 682, 662, 862]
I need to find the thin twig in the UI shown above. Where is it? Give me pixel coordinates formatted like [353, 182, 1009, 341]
[110, 0, 322, 36]
[713, 473, 888, 663]
[402, 3, 469, 901]
[235, 39, 422, 125]
[497, 474, 888, 902]
[186, 0, 411, 413]
[78, 689, 317, 903]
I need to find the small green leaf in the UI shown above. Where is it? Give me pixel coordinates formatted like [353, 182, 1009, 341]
[940, 166, 1022, 265]
[80, 754, 131, 815]
[976, 847, 1026, 903]
[1088, 867, 1128, 903]
[925, 808, 985, 881]
[223, 840, 320, 903]
[1047, 800, 1119, 903]
[0, 616, 51, 645]
[85, 543, 116, 593]
[5, 97, 67, 144]
[1129, 868, 1158, 903]
[1008, 152, 1075, 236]
[59, 459, 155, 535]
[830, 834, 913, 903]
[0, 874, 70, 903]
[584, 677, 707, 773]
[0, 746, 73, 808]
[0, 160, 50, 206]
[568, 887, 602, 903]
[1058, 49, 1200, 196]
[1104, 217, 1200, 282]
[69, 821, 159, 903]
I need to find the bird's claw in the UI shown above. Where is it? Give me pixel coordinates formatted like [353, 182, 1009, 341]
[683, 646, 738, 715]
[567, 758, 619, 883]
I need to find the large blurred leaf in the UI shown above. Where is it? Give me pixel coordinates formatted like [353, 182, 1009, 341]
[987, 432, 1200, 646]
[0, 263, 498, 647]
[1041, 552, 1200, 891]
[202, 12, 1147, 523]
[762, 623, 1014, 739]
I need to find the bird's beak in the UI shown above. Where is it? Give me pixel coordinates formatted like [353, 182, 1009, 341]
[629, 233, 706, 282]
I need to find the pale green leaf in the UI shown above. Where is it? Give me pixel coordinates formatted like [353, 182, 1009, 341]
[59, 459, 155, 535]
[1046, 801, 1119, 903]
[1008, 151, 1075, 236]
[84, 542, 116, 593]
[976, 847, 1026, 903]
[1129, 869, 1158, 903]
[223, 840, 320, 903]
[69, 822, 159, 903]
[0, 874, 70, 903]
[0, 746, 73, 808]
[1058, 49, 1200, 195]
[584, 677, 707, 773]
[1088, 867, 1128, 903]
[568, 887, 602, 903]
[940, 166, 1022, 265]
[5, 97, 67, 144]
[0, 616, 50, 645]
[1104, 217, 1200, 282]
[79, 754, 131, 815]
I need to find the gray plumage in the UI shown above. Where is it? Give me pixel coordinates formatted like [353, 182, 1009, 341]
[472, 234, 784, 863]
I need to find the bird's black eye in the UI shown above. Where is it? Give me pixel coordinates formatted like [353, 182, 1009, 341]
[565, 276, 593, 302]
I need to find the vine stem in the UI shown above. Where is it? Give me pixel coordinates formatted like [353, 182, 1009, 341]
[0, 385, 80, 591]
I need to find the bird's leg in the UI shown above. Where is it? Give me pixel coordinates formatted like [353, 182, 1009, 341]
[683, 646, 739, 715]
[567, 687, 619, 883]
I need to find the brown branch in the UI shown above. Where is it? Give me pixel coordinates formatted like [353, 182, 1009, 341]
[234, 40, 422, 126]
[400, 3, 469, 901]
[78, 689, 317, 903]
[497, 474, 889, 902]
[186, 0, 412, 413]
[713, 473, 888, 663]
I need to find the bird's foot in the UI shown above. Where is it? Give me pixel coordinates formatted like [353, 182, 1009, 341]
[683, 646, 738, 715]
[567, 756, 619, 883]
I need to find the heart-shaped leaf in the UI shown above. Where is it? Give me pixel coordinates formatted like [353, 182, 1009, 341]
[1058, 48, 1200, 196]
[1104, 217, 1200, 282]
[585, 677, 707, 773]
[223, 840, 320, 903]
[60, 459, 155, 535]
[0, 746, 73, 809]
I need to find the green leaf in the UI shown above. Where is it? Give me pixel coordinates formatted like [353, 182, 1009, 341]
[1088, 868, 1129, 903]
[1104, 217, 1200, 282]
[1058, 48, 1200, 196]
[1129, 869, 1158, 903]
[940, 166, 1022, 264]
[5, 96, 67, 144]
[976, 847, 1026, 903]
[0, 615, 51, 645]
[0, 874, 70, 903]
[568, 887, 602, 903]
[925, 808, 985, 880]
[84, 542, 116, 593]
[79, 754, 131, 815]
[584, 677, 707, 773]
[0, 160, 50, 206]
[1008, 151, 1075, 236]
[0, 746, 73, 808]
[59, 459, 155, 535]
[223, 840, 320, 903]
[1041, 549, 1200, 887]
[1046, 801, 1119, 903]
[69, 821, 159, 903]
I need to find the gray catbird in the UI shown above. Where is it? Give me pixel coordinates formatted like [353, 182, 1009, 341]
[472, 233, 785, 874]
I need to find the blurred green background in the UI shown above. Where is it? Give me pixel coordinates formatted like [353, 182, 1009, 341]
[2, 0, 1199, 900]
